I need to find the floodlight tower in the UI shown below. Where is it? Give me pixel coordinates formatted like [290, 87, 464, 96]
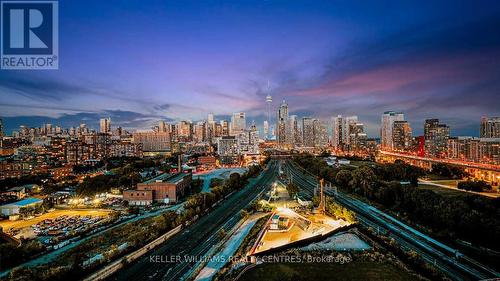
[318, 178, 326, 214]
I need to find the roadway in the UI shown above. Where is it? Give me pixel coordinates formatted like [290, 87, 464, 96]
[109, 161, 278, 281]
[282, 160, 500, 281]
[378, 150, 500, 172]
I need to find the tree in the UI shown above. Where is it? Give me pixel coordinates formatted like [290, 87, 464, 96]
[457, 180, 491, 192]
[217, 229, 226, 240]
[286, 183, 300, 198]
[226, 173, 243, 190]
[335, 170, 352, 188]
[376, 182, 399, 206]
[240, 210, 249, 219]
[350, 166, 377, 197]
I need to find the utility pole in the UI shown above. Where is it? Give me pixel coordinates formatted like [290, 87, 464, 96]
[178, 154, 182, 173]
[318, 179, 326, 214]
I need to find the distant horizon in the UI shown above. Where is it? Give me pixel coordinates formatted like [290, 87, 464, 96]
[1, 1, 500, 137]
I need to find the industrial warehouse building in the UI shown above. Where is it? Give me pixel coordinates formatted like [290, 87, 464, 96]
[0, 198, 43, 216]
[123, 173, 192, 206]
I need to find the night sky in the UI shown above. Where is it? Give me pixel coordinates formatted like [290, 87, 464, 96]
[1, 0, 500, 136]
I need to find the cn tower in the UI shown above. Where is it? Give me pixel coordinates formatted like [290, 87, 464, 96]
[266, 83, 272, 139]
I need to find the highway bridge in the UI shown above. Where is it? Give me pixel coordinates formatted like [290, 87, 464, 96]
[378, 150, 500, 185]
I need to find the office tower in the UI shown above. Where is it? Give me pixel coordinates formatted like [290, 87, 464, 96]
[480, 116, 500, 138]
[332, 116, 343, 149]
[177, 120, 193, 141]
[276, 100, 288, 144]
[113, 126, 123, 137]
[263, 120, 269, 138]
[206, 113, 216, 142]
[380, 111, 405, 150]
[349, 122, 367, 152]
[217, 134, 240, 162]
[230, 112, 246, 135]
[133, 131, 170, 152]
[100, 118, 111, 134]
[0, 117, 3, 137]
[46, 123, 53, 135]
[220, 120, 229, 136]
[159, 120, 167, 133]
[424, 119, 450, 158]
[286, 115, 299, 146]
[314, 119, 328, 148]
[208, 113, 214, 124]
[212, 123, 220, 137]
[448, 137, 499, 165]
[332, 115, 358, 151]
[238, 124, 260, 155]
[169, 123, 178, 142]
[302, 117, 315, 147]
[392, 121, 412, 151]
[193, 121, 206, 143]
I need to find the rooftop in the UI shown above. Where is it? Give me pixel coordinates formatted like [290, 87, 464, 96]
[7, 186, 25, 192]
[143, 172, 189, 184]
[2, 198, 43, 207]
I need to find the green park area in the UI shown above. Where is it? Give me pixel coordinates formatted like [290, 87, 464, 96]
[417, 183, 468, 198]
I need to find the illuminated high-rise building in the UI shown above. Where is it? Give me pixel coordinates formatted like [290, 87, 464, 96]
[100, 118, 111, 134]
[424, 119, 450, 158]
[159, 120, 167, 133]
[220, 120, 229, 136]
[380, 111, 404, 150]
[332, 115, 358, 151]
[276, 100, 288, 144]
[133, 131, 170, 152]
[263, 120, 269, 137]
[480, 116, 500, 138]
[286, 115, 299, 145]
[177, 120, 193, 141]
[302, 117, 314, 147]
[392, 121, 412, 151]
[206, 113, 216, 142]
[193, 121, 206, 143]
[230, 112, 246, 135]
[314, 119, 328, 148]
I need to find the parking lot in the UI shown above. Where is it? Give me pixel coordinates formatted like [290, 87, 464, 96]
[0, 209, 113, 239]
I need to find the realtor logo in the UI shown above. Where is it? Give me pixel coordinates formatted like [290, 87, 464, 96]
[1, 1, 58, 69]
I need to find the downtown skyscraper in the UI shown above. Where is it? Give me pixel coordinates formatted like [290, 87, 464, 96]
[230, 112, 246, 135]
[380, 111, 405, 150]
[480, 116, 500, 138]
[99, 118, 111, 134]
[424, 119, 450, 158]
[392, 121, 412, 151]
[276, 100, 288, 145]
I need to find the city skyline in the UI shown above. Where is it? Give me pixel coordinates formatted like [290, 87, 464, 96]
[1, 109, 497, 140]
[1, 0, 500, 136]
